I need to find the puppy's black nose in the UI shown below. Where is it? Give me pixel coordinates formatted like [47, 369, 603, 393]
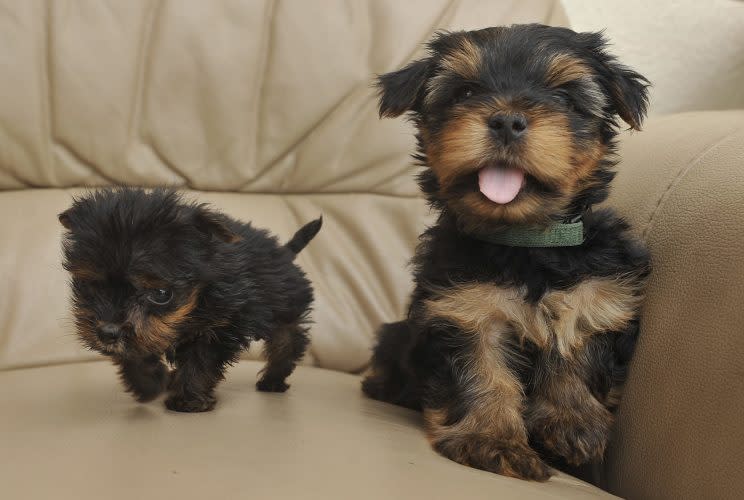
[97, 323, 122, 344]
[488, 113, 528, 144]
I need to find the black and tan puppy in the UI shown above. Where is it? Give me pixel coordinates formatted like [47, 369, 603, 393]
[362, 25, 650, 480]
[60, 188, 321, 412]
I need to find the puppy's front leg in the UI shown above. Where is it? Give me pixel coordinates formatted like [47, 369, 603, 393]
[115, 355, 170, 403]
[526, 281, 642, 464]
[165, 337, 234, 413]
[361, 320, 421, 410]
[420, 322, 551, 481]
[526, 373, 612, 466]
[525, 345, 615, 465]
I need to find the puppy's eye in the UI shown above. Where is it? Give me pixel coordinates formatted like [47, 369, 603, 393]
[452, 85, 475, 104]
[147, 289, 173, 306]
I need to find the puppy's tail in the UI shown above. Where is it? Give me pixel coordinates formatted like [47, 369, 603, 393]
[285, 216, 323, 256]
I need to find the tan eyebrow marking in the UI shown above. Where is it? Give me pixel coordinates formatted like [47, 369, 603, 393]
[439, 37, 482, 80]
[546, 53, 593, 87]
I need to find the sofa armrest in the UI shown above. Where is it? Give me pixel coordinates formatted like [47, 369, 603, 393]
[604, 110, 744, 499]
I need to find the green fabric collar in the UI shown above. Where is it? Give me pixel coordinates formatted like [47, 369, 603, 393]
[479, 220, 585, 248]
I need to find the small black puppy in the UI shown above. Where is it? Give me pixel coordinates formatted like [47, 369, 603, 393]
[362, 25, 650, 480]
[59, 188, 321, 412]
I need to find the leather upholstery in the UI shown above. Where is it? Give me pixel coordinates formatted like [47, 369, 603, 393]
[0, 361, 616, 499]
[1, 1, 743, 498]
[605, 110, 744, 500]
[0, 0, 560, 192]
[558, 0, 744, 115]
[0, 0, 561, 373]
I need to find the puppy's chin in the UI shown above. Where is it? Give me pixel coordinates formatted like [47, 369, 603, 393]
[85, 338, 128, 357]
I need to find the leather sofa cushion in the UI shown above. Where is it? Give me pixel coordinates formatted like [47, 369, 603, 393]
[0, 360, 616, 499]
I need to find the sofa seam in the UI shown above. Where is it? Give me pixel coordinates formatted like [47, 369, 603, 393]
[52, 141, 120, 185]
[251, 0, 278, 187]
[126, 0, 157, 143]
[246, 84, 361, 189]
[127, 0, 190, 184]
[41, 0, 54, 184]
[0, 358, 105, 374]
[395, 0, 461, 70]
[245, 0, 461, 193]
[641, 126, 744, 240]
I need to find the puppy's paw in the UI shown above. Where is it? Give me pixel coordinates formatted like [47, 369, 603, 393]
[120, 358, 170, 403]
[360, 368, 397, 402]
[165, 394, 216, 413]
[529, 401, 612, 465]
[256, 378, 290, 393]
[433, 435, 552, 481]
[132, 382, 166, 403]
[360, 374, 383, 400]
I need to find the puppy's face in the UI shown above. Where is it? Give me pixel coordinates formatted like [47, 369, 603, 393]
[59, 189, 238, 358]
[377, 25, 649, 230]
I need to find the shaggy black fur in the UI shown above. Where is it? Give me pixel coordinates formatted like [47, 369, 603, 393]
[60, 187, 321, 412]
[362, 24, 651, 481]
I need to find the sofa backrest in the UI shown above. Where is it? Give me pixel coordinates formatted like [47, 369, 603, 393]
[559, 0, 744, 115]
[0, 0, 561, 372]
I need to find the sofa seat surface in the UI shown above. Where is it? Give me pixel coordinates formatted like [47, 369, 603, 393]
[0, 360, 614, 499]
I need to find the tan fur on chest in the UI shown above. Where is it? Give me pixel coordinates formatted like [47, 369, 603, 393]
[423, 277, 643, 357]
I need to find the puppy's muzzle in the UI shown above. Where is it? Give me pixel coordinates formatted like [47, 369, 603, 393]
[96, 323, 130, 344]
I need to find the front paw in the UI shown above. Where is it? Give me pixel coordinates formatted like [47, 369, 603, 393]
[165, 394, 216, 413]
[132, 384, 165, 403]
[256, 378, 289, 392]
[433, 435, 552, 481]
[528, 401, 613, 465]
[361, 370, 389, 401]
[119, 359, 170, 403]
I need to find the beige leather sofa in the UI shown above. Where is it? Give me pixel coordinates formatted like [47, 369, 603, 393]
[1, 2, 742, 499]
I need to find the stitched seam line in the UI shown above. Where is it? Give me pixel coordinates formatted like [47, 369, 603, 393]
[641, 126, 744, 239]
[251, 0, 278, 185]
[42, 0, 54, 184]
[0, 187, 423, 199]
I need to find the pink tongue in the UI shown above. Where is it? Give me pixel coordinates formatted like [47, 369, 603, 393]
[478, 166, 524, 204]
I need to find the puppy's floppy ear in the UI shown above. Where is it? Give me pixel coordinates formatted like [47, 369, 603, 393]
[58, 209, 74, 230]
[377, 57, 432, 118]
[193, 208, 240, 243]
[583, 31, 650, 130]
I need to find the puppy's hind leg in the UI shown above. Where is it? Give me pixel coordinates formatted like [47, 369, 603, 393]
[256, 322, 309, 393]
[361, 320, 420, 410]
